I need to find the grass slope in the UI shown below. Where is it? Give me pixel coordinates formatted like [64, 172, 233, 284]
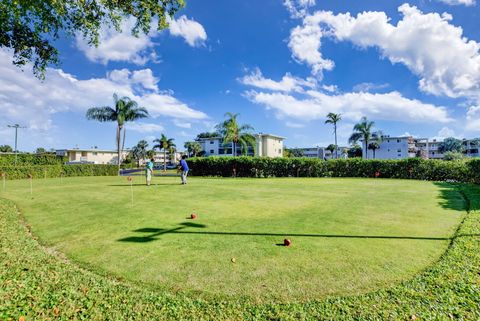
[0, 182, 479, 320]
[0, 177, 467, 303]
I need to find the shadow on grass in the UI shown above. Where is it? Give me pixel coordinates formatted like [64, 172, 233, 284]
[108, 183, 181, 187]
[433, 182, 470, 212]
[118, 222, 478, 243]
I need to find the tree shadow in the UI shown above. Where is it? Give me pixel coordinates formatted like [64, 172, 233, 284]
[117, 222, 474, 244]
[433, 182, 476, 212]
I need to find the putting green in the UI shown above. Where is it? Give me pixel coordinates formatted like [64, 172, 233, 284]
[1, 176, 465, 302]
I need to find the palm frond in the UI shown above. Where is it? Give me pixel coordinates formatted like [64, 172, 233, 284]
[85, 107, 116, 122]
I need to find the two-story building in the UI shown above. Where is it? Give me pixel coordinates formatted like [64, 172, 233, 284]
[56, 148, 130, 164]
[195, 134, 285, 157]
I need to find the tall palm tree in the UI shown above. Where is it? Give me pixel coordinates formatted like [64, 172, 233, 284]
[153, 134, 175, 171]
[184, 141, 202, 157]
[367, 132, 384, 159]
[86, 94, 149, 174]
[215, 112, 256, 156]
[325, 113, 342, 159]
[349, 117, 375, 159]
[326, 144, 336, 159]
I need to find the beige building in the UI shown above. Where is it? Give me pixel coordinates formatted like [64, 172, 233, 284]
[196, 133, 285, 158]
[56, 149, 129, 164]
[255, 134, 285, 158]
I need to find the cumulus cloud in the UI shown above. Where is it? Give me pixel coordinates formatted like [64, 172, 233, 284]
[0, 49, 208, 138]
[438, 0, 475, 6]
[353, 82, 389, 92]
[246, 90, 451, 124]
[284, 0, 316, 18]
[239, 68, 317, 92]
[168, 15, 207, 47]
[437, 126, 456, 138]
[466, 105, 480, 132]
[76, 17, 159, 65]
[289, 4, 480, 99]
[126, 122, 164, 133]
[240, 70, 451, 124]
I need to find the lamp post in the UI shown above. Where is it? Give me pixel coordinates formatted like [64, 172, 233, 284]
[7, 124, 26, 166]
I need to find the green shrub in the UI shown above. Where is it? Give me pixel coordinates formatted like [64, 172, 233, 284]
[188, 157, 475, 183]
[0, 164, 118, 180]
[0, 153, 66, 166]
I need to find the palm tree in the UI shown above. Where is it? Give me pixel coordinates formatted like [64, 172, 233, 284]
[326, 144, 336, 159]
[349, 117, 375, 159]
[86, 94, 149, 174]
[367, 132, 383, 159]
[215, 112, 256, 156]
[184, 141, 202, 157]
[133, 140, 149, 167]
[325, 113, 342, 159]
[153, 134, 175, 171]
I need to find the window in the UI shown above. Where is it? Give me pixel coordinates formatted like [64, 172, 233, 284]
[397, 139, 400, 143]
[81, 151, 87, 157]
[210, 150, 214, 154]
[397, 149, 401, 153]
[210, 141, 214, 144]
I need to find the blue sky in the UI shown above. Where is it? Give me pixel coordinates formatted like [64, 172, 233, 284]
[1, 0, 480, 152]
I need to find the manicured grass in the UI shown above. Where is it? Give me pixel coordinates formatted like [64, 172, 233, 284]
[0, 176, 465, 302]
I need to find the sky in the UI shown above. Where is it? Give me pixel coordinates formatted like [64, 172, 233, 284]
[1, 0, 480, 152]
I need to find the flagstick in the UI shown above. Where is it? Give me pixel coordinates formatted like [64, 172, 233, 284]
[130, 180, 133, 205]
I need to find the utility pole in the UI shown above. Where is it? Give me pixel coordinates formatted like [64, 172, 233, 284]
[7, 124, 26, 166]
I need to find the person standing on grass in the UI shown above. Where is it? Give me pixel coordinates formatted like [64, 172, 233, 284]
[145, 158, 154, 186]
[180, 155, 189, 185]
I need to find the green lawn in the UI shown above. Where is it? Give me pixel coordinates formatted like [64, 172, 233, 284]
[0, 176, 465, 302]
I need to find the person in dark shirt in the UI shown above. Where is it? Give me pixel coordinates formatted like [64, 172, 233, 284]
[180, 155, 189, 185]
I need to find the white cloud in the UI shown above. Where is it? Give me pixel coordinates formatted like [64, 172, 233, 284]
[289, 4, 480, 99]
[466, 105, 480, 132]
[438, 0, 475, 6]
[126, 122, 164, 133]
[353, 82, 389, 92]
[168, 15, 207, 47]
[240, 70, 451, 124]
[173, 119, 192, 128]
[245, 90, 451, 124]
[285, 121, 306, 128]
[284, 0, 316, 18]
[239, 68, 316, 92]
[76, 17, 158, 65]
[0, 49, 208, 140]
[437, 126, 456, 138]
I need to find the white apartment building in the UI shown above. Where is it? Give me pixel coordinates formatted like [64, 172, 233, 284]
[361, 136, 422, 160]
[298, 146, 348, 159]
[56, 148, 130, 164]
[196, 134, 285, 158]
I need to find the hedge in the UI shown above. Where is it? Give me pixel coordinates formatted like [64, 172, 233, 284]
[188, 157, 480, 183]
[0, 153, 66, 166]
[0, 164, 118, 180]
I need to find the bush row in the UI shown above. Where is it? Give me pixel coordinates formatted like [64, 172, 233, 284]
[0, 164, 118, 180]
[188, 157, 480, 183]
[0, 153, 66, 166]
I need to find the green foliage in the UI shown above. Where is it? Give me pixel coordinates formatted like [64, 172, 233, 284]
[0, 145, 13, 152]
[444, 151, 465, 161]
[195, 132, 220, 139]
[0, 164, 117, 179]
[347, 144, 362, 158]
[187, 157, 478, 182]
[0, 153, 66, 166]
[1, 0, 184, 77]
[216, 112, 256, 156]
[0, 183, 479, 319]
[184, 141, 202, 157]
[439, 137, 464, 154]
[284, 147, 305, 158]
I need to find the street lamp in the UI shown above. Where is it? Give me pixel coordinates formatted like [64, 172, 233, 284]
[7, 124, 26, 166]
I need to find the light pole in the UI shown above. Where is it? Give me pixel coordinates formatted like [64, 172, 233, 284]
[7, 124, 26, 166]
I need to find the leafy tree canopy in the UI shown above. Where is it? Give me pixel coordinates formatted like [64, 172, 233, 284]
[438, 137, 464, 154]
[1, 0, 184, 78]
[0, 145, 14, 153]
[195, 132, 220, 140]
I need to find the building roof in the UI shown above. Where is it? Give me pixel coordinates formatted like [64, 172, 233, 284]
[256, 133, 286, 139]
[56, 148, 129, 153]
